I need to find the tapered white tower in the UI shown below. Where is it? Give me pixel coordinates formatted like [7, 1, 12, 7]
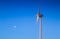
[36, 0, 43, 39]
[36, 10, 43, 39]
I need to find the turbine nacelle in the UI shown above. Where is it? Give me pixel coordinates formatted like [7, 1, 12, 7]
[36, 13, 43, 17]
[36, 13, 43, 23]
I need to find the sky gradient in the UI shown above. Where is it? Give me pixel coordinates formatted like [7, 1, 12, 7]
[0, 0, 60, 39]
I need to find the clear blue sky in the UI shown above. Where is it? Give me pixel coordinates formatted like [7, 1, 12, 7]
[0, 0, 60, 39]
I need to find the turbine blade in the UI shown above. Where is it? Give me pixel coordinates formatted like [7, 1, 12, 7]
[36, 15, 39, 24]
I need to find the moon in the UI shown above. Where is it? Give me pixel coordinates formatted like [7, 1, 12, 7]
[13, 26, 16, 28]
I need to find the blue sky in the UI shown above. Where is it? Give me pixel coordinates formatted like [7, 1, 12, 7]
[0, 0, 60, 39]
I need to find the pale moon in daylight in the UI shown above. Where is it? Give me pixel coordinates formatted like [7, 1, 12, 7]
[13, 26, 16, 28]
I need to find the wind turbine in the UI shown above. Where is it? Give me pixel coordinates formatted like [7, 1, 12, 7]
[36, 0, 43, 39]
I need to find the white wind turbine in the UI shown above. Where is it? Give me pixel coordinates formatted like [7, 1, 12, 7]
[36, 0, 43, 39]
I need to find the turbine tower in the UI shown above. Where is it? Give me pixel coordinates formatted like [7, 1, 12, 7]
[36, 0, 43, 39]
